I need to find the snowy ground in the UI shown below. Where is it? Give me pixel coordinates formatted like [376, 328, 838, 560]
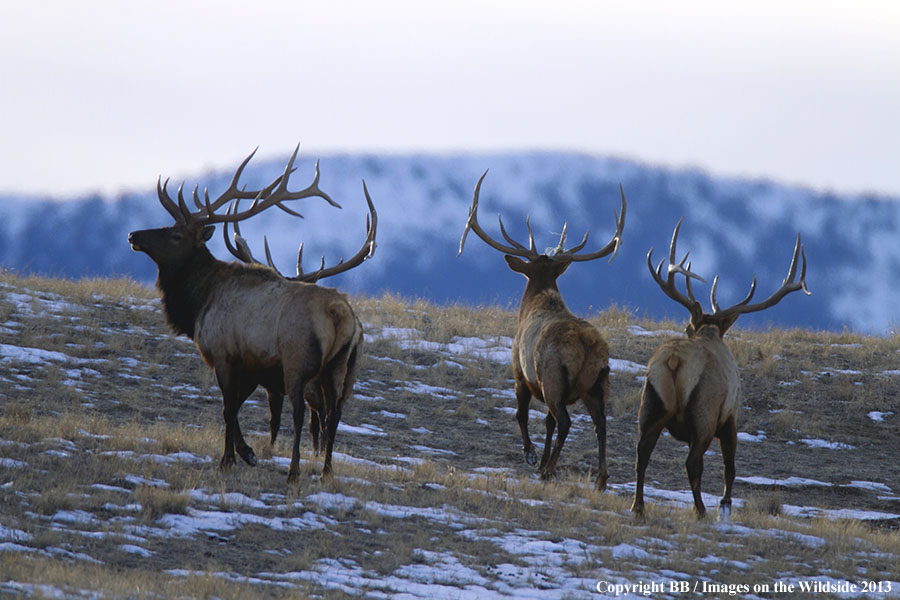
[1, 280, 899, 598]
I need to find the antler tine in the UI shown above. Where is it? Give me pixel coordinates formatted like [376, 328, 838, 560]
[294, 179, 378, 282]
[459, 170, 537, 259]
[204, 146, 260, 213]
[193, 144, 339, 226]
[567, 183, 627, 263]
[224, 178, 376, 283]
[157, 177, 185, 223]
[498, 215, 532, 253]
[646, 218, 707, 312]
[712, 233, 810, 319]
[684, 261, 698, 304]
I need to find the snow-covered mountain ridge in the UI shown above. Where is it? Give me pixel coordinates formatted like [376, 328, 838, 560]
[1, 151, 897, 332]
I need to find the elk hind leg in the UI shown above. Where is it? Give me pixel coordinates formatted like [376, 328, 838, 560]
[320, 338, 358, 477]
[539, 366, 571, 480]
[514, 376, 537, 466]
[582, 366, 610, 491]
[632, 381, 668, 518]
[538, 410, 556, 475]
[285, 379, 308, 483]
[265, 388, 284, 445]
[716, 416, 738, 521]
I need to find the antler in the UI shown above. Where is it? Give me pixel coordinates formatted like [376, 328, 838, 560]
[458, 170, 627, 263]
[224, 180, 377, 283]
[646, 217, 707, 311]
[710, 232, 810, 319]
[156, 144, 340, 226]
[649, 219, 811, 320]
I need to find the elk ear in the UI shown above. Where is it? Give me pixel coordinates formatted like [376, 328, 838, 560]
[504, 255, 530, 274]
[201, 226, 215, 242]
[718, 313, 741, 336]
[688, 302, 705, 331]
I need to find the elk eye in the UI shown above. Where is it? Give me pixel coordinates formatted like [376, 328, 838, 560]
[170, 231, 184, 242]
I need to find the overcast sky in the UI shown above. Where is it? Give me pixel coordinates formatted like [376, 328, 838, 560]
[2, 0, 898, 198]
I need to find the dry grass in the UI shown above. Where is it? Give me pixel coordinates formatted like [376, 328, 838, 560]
[1, 271, 899, 597]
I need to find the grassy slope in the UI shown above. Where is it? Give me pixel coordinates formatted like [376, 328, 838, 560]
[1, 271, 899, 598]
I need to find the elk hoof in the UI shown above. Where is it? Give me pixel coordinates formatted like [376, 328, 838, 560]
[286, 469, 299, 484]
[595, 474, 609, 492]
[524, 449, 537, 466]
[218, 455, 235, 471]
[238, 447, 258, 467]
[718, 501, 732, 523]
[630, 502, 646, 522]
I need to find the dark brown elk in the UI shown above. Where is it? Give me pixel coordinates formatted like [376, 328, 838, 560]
[128, 145, 365, 481]
[458, 171, 626, 490]
[221, 187, 376, 454]
[632, 218, 810, 519]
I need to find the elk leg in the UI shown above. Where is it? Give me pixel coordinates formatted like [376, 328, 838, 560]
[685, 433, 714, 518]
[309, 408, 323, 455]
[716, 416, 738, 521]
[265, 388, 284, 445]
[542, 405, 570, 480]
[215, 366, 255, 469]
[320, 375, 343, 478]
[632, 382, 668, 517]
[319, 338, 356, 477]
[538, 410, 556, 474]
[305, 381, 325, 455]
[583, 367, 610, 491]
[286, 381, 307, 483]
[514, 378, 537, 465]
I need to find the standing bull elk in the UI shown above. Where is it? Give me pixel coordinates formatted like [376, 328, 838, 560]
[632, 218, 810, 519]
[458, 171, 626, 490]
[222, 186, 376, 455]
[128, 145, 367, 481]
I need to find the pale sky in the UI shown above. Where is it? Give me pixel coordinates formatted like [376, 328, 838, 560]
[2, 0, 898, 197]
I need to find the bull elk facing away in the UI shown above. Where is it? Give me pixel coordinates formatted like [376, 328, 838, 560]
[128, 144, 366, 482]
[221, 187, 376, 455]
[458, 171, 626, 490]
[632, 219, 810, 519]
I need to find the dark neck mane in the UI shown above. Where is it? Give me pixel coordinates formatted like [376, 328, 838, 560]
[155, 248, 222, 339]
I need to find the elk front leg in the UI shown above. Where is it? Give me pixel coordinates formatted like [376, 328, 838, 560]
[215, 366, 256, 469]
[716, 416, 738, 521]
[514, 377, 537, 466]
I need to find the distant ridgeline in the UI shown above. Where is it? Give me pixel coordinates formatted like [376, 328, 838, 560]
[1, 152, 897, 333]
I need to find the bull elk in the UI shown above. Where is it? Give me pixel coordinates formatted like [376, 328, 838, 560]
[632, 219, 810, 519]
[458, 171, 626, 490]
[221, 187, 376, 454]
[128, 144, 366, 481]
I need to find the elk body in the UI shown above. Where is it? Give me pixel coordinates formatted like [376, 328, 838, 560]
[128, 145, 367, 481]
[459, 171, 626, 490]
[632, 219, 810, 519]
[221, 184, 377, 454]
